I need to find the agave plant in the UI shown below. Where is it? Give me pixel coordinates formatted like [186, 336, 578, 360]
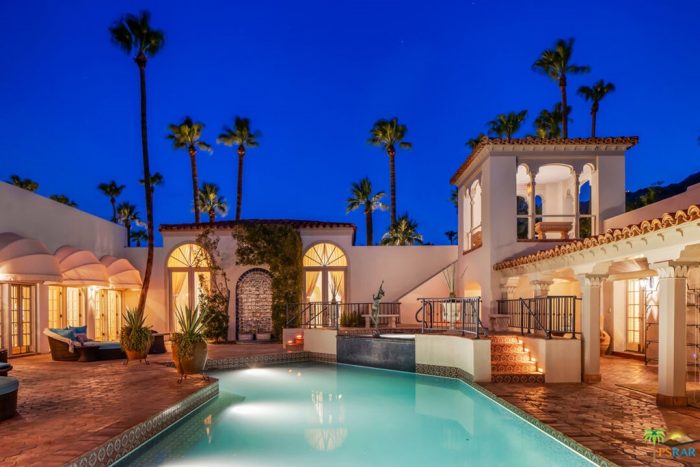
[172, 305, 209, 360]
[120, 307, 153, 354]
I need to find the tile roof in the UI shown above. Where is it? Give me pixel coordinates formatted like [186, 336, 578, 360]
[493, 204, 700, 271]
[159, 219, 356, 232]
[450, 136, 639, 185]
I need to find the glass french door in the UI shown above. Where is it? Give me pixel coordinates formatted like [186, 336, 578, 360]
[626, 280, 644, 352]
[48, 286, 64, 328]
[106, 290, 122, 341]
[170, 270, 210, 331]
[10, 284, 34, 355]
[65, 287, 85, 327]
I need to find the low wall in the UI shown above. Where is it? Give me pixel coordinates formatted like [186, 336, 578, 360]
[415, 334, 491, 383]
[337, 335, 415, 372]
[519, 336, 581, 383]
[303, 328, 338, 355]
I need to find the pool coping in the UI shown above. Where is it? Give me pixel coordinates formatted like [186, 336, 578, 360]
[69, 351, 615, 467]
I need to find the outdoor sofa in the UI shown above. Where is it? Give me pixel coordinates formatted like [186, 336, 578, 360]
[0, 376, 18, 421]
[43, 328, 125, 362]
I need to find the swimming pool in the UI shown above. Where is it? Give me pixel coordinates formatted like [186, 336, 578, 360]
[122, 363, 595, 466]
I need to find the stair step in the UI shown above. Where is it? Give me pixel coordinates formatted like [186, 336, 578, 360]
[489, 335, 520, 344]
[490, 352, 533, 363]
[491, 343, 526, 354]
[492, 362, 538, 373]
[491, 372, 545, 384]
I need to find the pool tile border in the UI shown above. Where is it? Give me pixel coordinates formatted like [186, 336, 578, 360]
[67, 381, 219, 467]
[416, 363, 617, 467]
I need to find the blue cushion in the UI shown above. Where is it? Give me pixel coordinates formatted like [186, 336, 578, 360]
[98, 343, 121, 350]
[69, 325, 88, 335]
[50, 328, 75, 340]
[0, 377, 18, 395]
[0, 363, 10, 370]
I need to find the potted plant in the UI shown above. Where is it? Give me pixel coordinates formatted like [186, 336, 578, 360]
[171, 305, 209, 382]
[120, 307, 153, 364]
[441, 264, 460, 329]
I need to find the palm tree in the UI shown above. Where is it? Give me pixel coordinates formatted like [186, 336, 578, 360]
[97, 181, 126, 222]
[533, 103, 571, 138]
[8, 175, 39, 192]
[167, 117, 212, 223]
[110, 10, 164, 314]
[217, 117, 260, 220]
[139, 172, 164, 192]
[532, 38, 590, 138]
[198, 182, 228, 224]
[49, 194, 78, 207]
[116, 202, 142, 246]
[368, 118, 412, 225]
[465, 133, 487, 150]
[487, 111, 528, 139]
[346, 178, 386, 246]
[445, 230, 457, 245]
[381, 213, 424, 246]
[130, 229, 148, 247]
[578, 80, 616, 137]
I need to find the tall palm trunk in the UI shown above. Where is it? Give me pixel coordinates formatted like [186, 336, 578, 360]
[236, 145, 245, 220]
[110, 198, 117, 223]
[189, 146, 200, 223]
[559, 75, 568, 138]
[388, 146, 397, 225]
[125, 222, 132, 247]
[590, 101, 599, 137]
[135, 53, 154, 316]
[209, 209, 215, 224]
[365, 206, 373, 246]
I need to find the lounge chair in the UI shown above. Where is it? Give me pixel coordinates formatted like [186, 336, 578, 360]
[0, 350, 11, 376]
[43, 329, 125, 362]
[0, 376, 18, 421]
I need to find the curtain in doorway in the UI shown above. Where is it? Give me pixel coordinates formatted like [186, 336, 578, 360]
[305, 271, 320, 302]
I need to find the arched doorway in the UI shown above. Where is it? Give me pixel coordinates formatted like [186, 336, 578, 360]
[303, 243, 347, 303]
[236, 268, 273, 340]
[167, 243, 210, 331]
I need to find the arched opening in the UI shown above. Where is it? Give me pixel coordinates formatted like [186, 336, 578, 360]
[167, 243, 211, 331]
[464, 281, 482, 298]
[236, 268, 273, 340]
[303, 243, 347, 304]
[462, 179, 482, 251]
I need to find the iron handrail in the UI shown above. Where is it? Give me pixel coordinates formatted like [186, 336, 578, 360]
[497, 296, 578, 339]
[418, 297, 483, 338]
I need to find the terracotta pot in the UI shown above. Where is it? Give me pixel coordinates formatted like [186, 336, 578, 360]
[600, 329, 611, 355]
[124, 342, 151, 363]
[172, 341, 208, 376]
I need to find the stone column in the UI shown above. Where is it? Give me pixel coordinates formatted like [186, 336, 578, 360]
[578, 274, 607, 383]
[573, 171, 580, 238]
[500, 282, 517, 300]
[530, 280, 553, 298]
[652, 261, 696, 407]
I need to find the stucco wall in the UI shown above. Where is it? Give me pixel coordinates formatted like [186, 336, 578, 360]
[415, 334, 491, 382]
[519, 336, 581, 383]
[0, 181, 126, 257]
[303, 328, 337, 355]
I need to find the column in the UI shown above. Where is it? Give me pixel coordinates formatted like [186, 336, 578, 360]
[530, 280, 553, 298]
[652, 261, 696, 407]
[578, 274, 606, 383]
[573, 171, 580, 239]
[528, 171, 536, 240]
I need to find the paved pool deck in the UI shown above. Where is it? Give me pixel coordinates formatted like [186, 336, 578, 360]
[2, 345, 700, 466]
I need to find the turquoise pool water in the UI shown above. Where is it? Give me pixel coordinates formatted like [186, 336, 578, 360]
[123, 363, 595, 466]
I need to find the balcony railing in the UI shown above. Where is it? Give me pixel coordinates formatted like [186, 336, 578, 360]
[285, 302, 401, 329]
[516, 214, 595, 240]
[416, 297, 484, 338]
[496, 296, 578, 338]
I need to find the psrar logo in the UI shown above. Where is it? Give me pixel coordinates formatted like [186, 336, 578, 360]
[643, 427, 697, 460]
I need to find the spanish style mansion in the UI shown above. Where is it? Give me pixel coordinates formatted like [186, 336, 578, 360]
[1, 136, 699, 407]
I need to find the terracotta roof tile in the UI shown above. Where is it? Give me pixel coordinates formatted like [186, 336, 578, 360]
[159, 219, 356, 232]
[450, 136, 639, 185]
[493, 204, 700, 271]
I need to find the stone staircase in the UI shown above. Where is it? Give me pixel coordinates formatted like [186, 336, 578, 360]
[490, 335, 545, 383]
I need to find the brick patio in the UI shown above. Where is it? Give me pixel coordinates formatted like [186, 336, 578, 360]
[483, 356, 700, 466]
[0, 343, 284, 466]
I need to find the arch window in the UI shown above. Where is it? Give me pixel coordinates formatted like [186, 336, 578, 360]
[462, 179, 482, 251]
[168, 243, 211, 330]
[303, 243, 347, 303]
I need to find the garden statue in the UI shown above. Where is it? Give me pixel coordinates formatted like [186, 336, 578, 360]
[371, 281, 385, 337]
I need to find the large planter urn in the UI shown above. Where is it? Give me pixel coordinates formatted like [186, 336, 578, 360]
[124, 343, 151, 365]
[600, 329, 611, 355]
[172, 341, 208, 380]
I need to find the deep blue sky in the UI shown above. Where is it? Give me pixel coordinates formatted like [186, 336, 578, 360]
[2, 0, 699, 245]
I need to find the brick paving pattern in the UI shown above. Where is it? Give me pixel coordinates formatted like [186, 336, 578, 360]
[483, 356, 700, 466]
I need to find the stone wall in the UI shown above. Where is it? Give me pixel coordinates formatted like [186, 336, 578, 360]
[236, 269, 273, 335]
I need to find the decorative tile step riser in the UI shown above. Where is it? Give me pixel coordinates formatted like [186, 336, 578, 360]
[489, 336, 521, 344]
[490, 353, 533, 363]
[491, 343, 525, 353]
[492, 363, 538, 373]
[491, 373, 545, 383]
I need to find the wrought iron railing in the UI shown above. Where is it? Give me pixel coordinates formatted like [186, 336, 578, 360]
[285, 302, 401, 329]
[417, 297, 484, 338]
[497, 296, 578, 338]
